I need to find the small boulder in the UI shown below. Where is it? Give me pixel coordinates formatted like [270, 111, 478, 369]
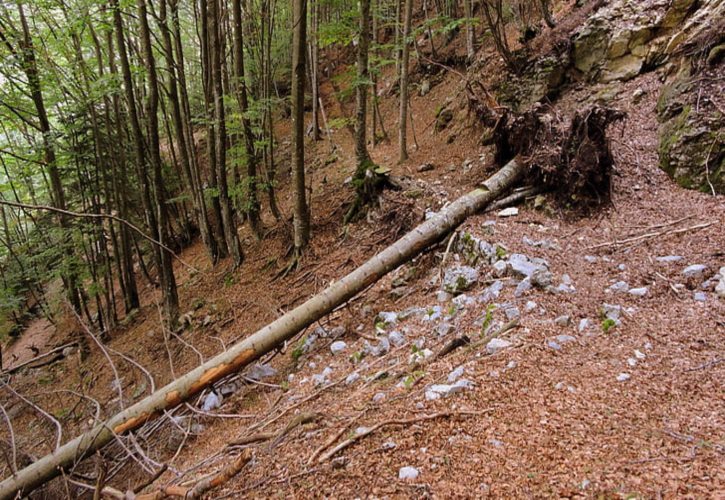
[616, 373, 631, 382]
[442, 266, 479, 294]
[683, 264, 707, 280]
[247, 363, 277, 381]
[486, 338, 512, 355]
[399, 466, 420, 480]
[330, 341, 348, 355]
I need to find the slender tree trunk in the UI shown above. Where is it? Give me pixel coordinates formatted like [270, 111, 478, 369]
[136, 0, 180, 327]
[292, 0, 310, 254]
[210, 0, 244, 267]
[232, 0, 263, 239]
[16, 4, 83, 313]
[355, 0, 372, 166]
[398, 0, 413, 162]
[464, 0, 476, 60]
[160, 0, 219, 263]
[310, 0, 320, 141]
[105, 26, 140, 313]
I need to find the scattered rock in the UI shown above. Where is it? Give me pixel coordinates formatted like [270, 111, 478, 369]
[525, 301, 537, 313]
[584, 255, 598, 263]
[628, 287, 649, 296]
[437, 290, 453, 302]
[578, 318, 591, 332]
[554, 315, 571, 327]
[377, 311, 399, 325]
[693, 291, 707, 302]
[548, 340, 563, 351]
[515, 278, 532, 297]
[481, 280, 504, 301]
[616, 373, 631, 382]
[312, 367, 333, 386]
[422, 305, 443, 322]
[634, 349, 646, 360]
[508, 254, 550, 285]
[486, 338, 512, 355]
[442, 266, 480, 294]
[435, 322, 454, 337]
[417, 162, 434, 172]
[609, 281, 629, 293]
[388, 331, 406, 347]
[497, 207, 519, 217]
[382, 441, 397, 450]
[330, 341, 348, 355]
[247, 363, 277, 381]
[331, 456, 349, 469]
[447, 366, 465, 383]
[504, 306, 520, 320]
[556, 334, 577, 345]
[716, 267, 725, 298]
[656, 255, 683, 263]
[345, 372, 360, 385]
[409, 348, 434, 364]
[202, 392, 221, 411]
[372, 392, 386, 403]
[425, 379, 473, 400]
[523, 236, 557, 250]
[455, 231, 497, 265]
[364, 338, 390, 357]
[627, 357, 638, 367]
[399, 466, 420, 480]
[602, 303, 623, 325]
[683, 264, 707, 280]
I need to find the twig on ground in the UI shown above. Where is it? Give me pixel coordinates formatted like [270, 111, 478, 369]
[587, 221, 715, 250]
[307, 412, 363, 465]
[317, 410, 490, 463]
[685, 358, 723, 372]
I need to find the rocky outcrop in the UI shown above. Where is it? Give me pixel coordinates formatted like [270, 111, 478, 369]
[570, 0, 725, 80]
[657, 60, 724, 193]
[571, 0, 724, 193]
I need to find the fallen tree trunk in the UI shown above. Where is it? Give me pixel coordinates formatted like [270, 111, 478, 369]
[0, 159, 523, 500]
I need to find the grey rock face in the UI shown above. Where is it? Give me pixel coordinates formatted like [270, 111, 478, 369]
[443, 266, 480, 294]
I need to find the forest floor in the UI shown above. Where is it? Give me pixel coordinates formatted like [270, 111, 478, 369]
[2, 4, 724, 499]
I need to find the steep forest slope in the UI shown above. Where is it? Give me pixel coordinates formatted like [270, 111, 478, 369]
[0, 0, 723, 498]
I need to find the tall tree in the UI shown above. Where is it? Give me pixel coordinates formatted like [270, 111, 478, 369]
[136, 0, 180, 325]
[291, 0, 310, 256]
[398, 0, 413, 162]
[209, 0, 244, 267]
[232, 0, 263, 239]
[13, 3, 83, 314]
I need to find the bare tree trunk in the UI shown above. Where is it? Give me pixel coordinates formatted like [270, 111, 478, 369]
[464, 0, 476, 60]
[16, 3, 83, 313]
[355, 0, 372, 166]
[0, 159, 524, 500]
[210, 0, 244, 267]
[398, 0, 413, 162]
[232, 0, 263, 239]
[310, 0, 320, 141]
[137, 0, 180, 327]
[292, 0, 310, 255]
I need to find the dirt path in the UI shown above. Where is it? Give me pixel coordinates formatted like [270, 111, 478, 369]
[1, 317, 55, 371]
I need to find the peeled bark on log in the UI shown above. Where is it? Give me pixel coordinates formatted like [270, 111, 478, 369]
[0, 159, 523, 500]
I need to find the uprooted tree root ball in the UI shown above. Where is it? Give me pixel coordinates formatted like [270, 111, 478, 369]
[493, 104, 625, 208]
